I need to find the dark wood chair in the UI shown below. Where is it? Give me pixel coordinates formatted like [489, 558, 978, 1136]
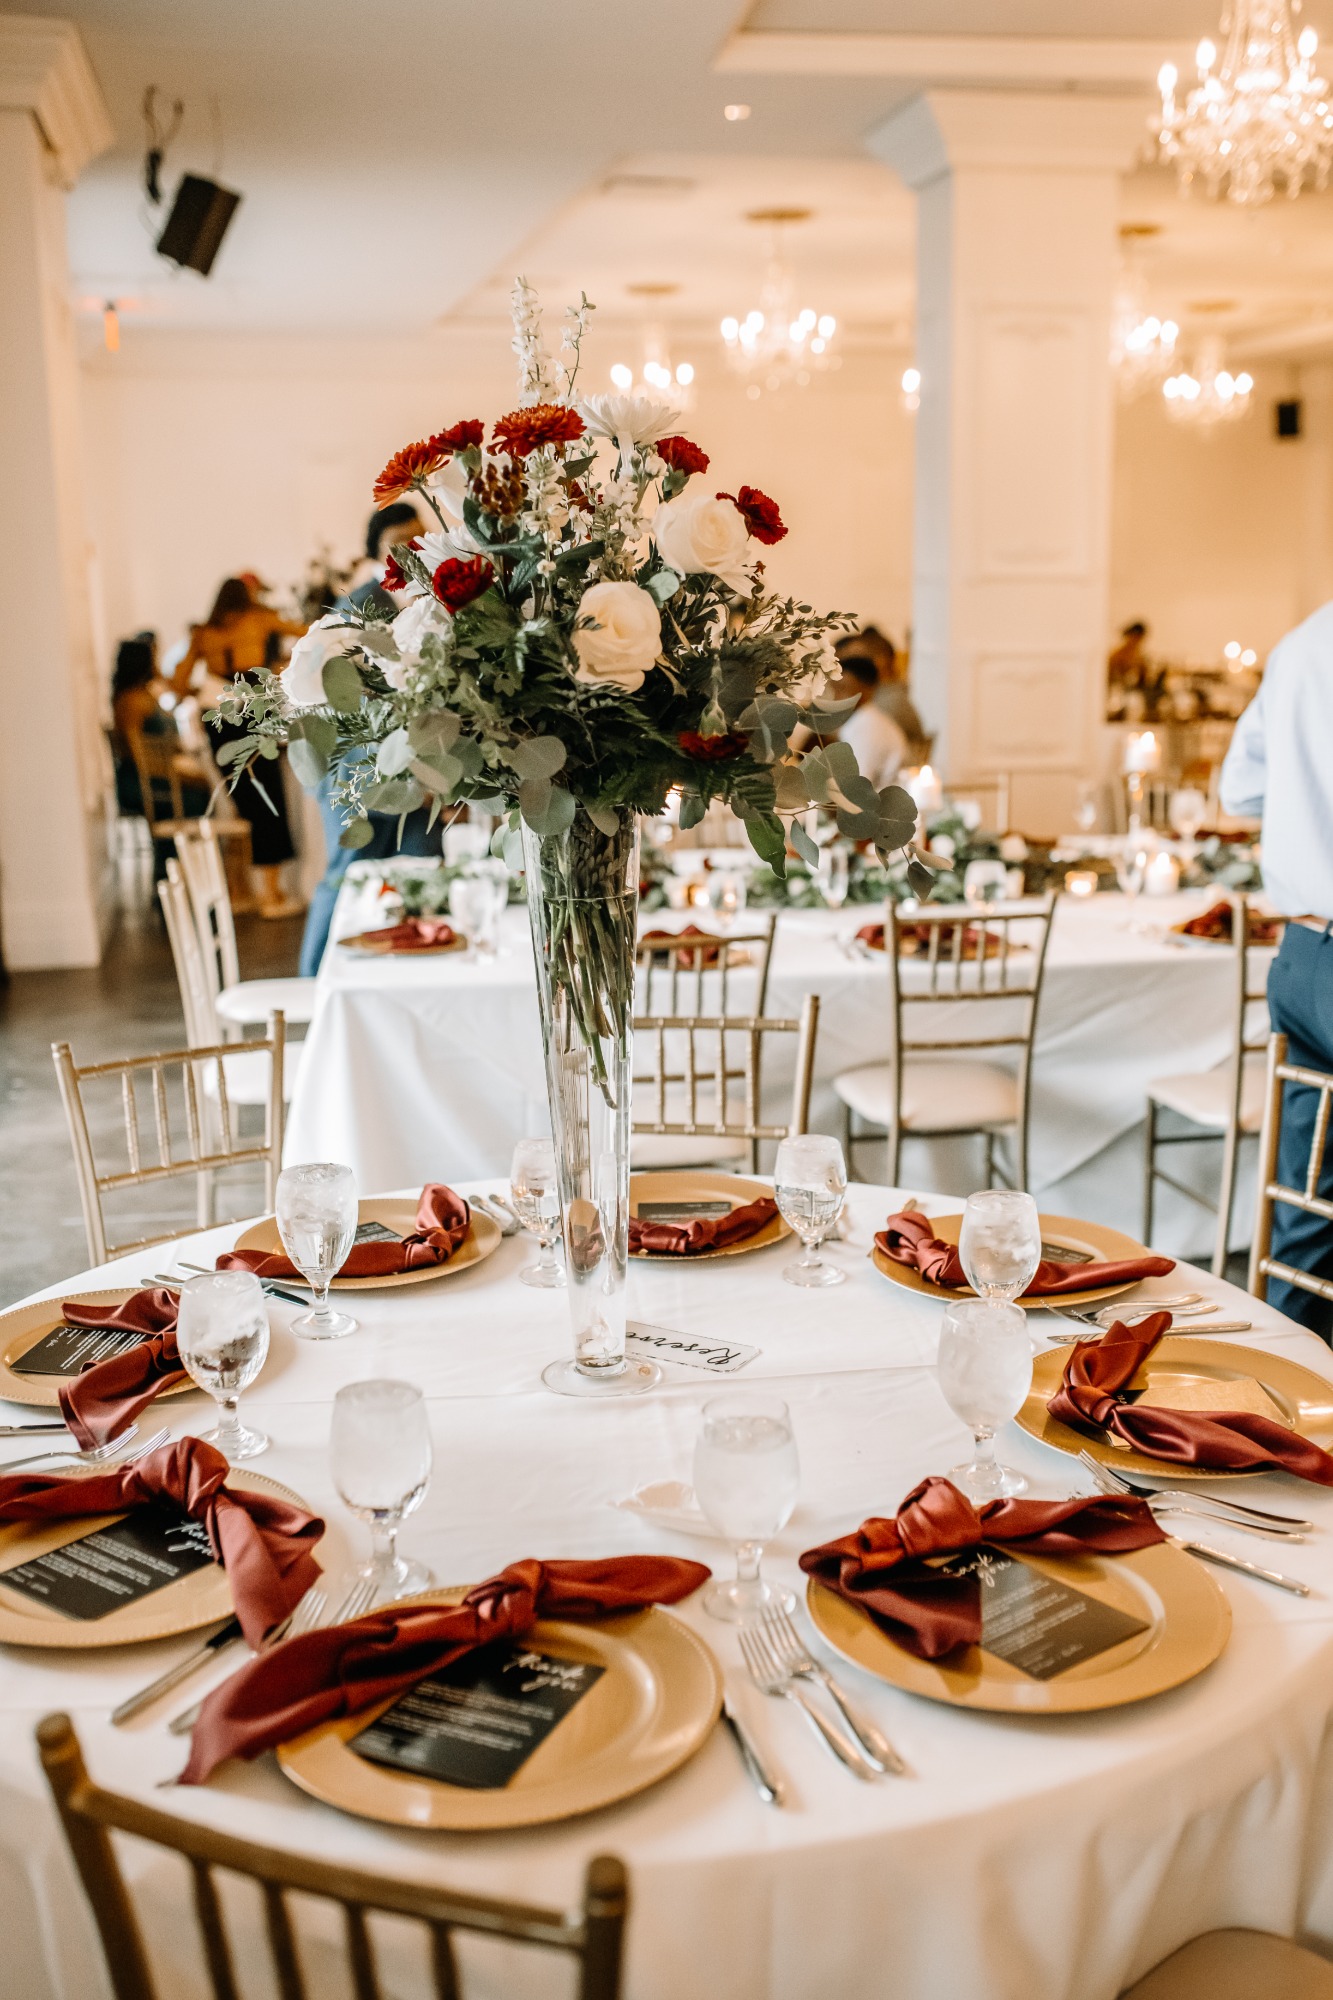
[37, 1712, 628, 2000]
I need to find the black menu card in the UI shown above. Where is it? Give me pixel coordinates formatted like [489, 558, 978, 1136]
[13, 1324, 146, 1378]
[352, 1641, 605, 1789]
[936, 1549, 1149, 1680]
[353, 1220, 402, 1245]
[636, 1200, 733, 1223]
[0, 1508, 216, 1621]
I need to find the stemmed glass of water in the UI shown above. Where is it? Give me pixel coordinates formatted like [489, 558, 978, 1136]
[510, 1138, 564, 1288]
[177, 1270, 270, 1462]
[937, 1299, 1033, 1499]
[331, 1379, 435, 1604]
[817, 844, 850, 909]
[449, 866, 507, 958]
[275, 1162, 359, 1339]
[693, 1392, 800, 1621]
[959, 1189, 1041, 1304]
[774, 1134, 847, 1288]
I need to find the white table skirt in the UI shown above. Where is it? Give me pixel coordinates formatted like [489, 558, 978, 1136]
[284, 885, 1266, 1258]
[3, 1182, 1333, 2000]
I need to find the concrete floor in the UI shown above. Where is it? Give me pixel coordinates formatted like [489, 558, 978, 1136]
[0, 902, 303, 1306]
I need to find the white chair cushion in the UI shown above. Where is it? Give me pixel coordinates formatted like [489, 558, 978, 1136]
[201, 1049, 292, 1106]
[215, 976, 317, 1026]
[1147, 1058, 1266, 1133]
[834, 1059, 1020, 1133]
[630, 1131, 752, 1170]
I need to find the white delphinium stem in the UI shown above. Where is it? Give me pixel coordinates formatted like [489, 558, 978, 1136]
[557, 293, 594, 399]
[511, 275, 560, 405]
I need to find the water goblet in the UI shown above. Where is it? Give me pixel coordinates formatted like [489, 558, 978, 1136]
[1114, 846, 1148, 899]
[448, 873, 498, 958]
[331, 1379, 435, 1604]
[774, 1134, 847, 1287]
[817, 843, 850, 909]
[937, 1299, 1032, 1499]
[693, 1392, 800, 1621]
[275, 1162, 359, 1339]
[510, 1137, 565, 1289]
[708, 870, 748, 930]
[1074, 782, 1099, 835]
[176, 1270, 270, 1462]
[958, 1188, 1041, 1303]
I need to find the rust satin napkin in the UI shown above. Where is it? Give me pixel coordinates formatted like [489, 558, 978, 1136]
[799, 1475, 1164, 1660]
[1049, 1311, 1333, 1484]
[357, 918, 460, 952]
[0, 1437, 323, 1646]
[855, 921, 999, 959]
[639, 925, 727, 970]
[629, 1195, 779, 1257]
[178, 1553, 710, 1785]
[875, 1209, 1175, 1296]
[218, 1183, 471, 1281]
[56, 1288, 186, 1450]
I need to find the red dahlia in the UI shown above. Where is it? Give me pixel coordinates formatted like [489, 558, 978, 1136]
[372, 422, 483, 503]
[657, 434, 710, 475]
[435, 419, 484, 454]
[432, 556, 494, 612]
[719, 485, 787, 545]
[492, 402, 586, 457]
[678, 730, 747, 761]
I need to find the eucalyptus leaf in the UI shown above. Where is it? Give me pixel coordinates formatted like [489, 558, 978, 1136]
[322, 656, 364, 713]
[518, 776, 576, 837]
[907, 858, 937, 899]
[643, 568, 681, 605]
[339, 816, 374, 851]
[773, 763, 812, 814]
[584, 805, 621, 836]
[408, 711, 462, 759]
[409, 754, 462, 795]
[376, 728, 414, 777]
[362, 775, 424, 815]
[678, 789, 706, 832]
[789, 818, 820, 867]
[508, 736, 567, 782]
[289, 712, 337, 759]
[287, 737, 329, 789]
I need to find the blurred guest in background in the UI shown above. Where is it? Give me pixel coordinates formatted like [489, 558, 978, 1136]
[109, 634, 211, 877]
[180, 577, 307, 918]
[834, 652, 908, 790]
[836, 627, 927, 764]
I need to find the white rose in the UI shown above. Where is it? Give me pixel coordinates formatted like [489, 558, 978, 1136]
[281, 617, 357, 710]
[571, 580, 662, 692]
[652, 490, 753, 594]
[391, 596, 453, 676]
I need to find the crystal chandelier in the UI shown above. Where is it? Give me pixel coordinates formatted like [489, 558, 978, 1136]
[720, 208, 837, 397]
[1109, 232, 1179, 400]
[1163, 335, 1254, 427]
[1156, 2, 1333, 205]
[611, 285, 696, 406]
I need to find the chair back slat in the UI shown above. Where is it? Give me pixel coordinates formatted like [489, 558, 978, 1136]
[1249, 1032, 1333, 1304]
[36, 1715, 626, 2000]
[131, 732, 188, 834]
[176, 823, 244, 1004]
[121, 1072, 142, 1177]
[634, 916, 778, 1025]
[160, 861, 223, 1049]
[631, 997, 820, 1153]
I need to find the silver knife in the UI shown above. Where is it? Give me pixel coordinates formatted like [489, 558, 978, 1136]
[722, 1698, 784, 1805]
[111, 1618, 243, 1725]
[0, 1423, 69, 1437]
[1172, 1538, 1310, 1595]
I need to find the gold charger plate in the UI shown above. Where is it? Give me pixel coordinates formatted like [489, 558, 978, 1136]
[871, 1211, 1146, 1312]
[277, 1595, 721, 1830]
[0, 1468, 321, 1650]
[807, 1541, 1230, 1714]
[233, 1197, 502, 1292]
[628, 1171, 791, 1262]
[0, 1291, 201, 1412]
[1019, 1335, 1333, 1482]
[337, 930, 468, 956]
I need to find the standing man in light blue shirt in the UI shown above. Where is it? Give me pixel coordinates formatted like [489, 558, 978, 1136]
[1221, 601, 1333, 1338]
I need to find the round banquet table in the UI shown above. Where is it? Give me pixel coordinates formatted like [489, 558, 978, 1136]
[283, 875, 1272, 1260]
[5, 1181, 1333, 2000]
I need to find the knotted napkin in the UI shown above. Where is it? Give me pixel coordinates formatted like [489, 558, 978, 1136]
[56, 1288, 186, 1450]
[629, 1195, 779, 1257]
[0, 1437, 323, 1646]
[1048, 1311, 1333, 1484]
[855, 921, 999, 959]
[217, 1184, 471, 1281]
[875, 1209, 1175, 1297]
[1175, 901, 1280, 946]
[353, 918, 460, 952]
[178, 1552, 709, 1785]
[799, 1475, 1164, 1660]
[639, 925, 727, 970]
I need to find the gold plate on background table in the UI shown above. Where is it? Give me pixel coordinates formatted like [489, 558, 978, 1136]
[628, 1171, 791, 1262]
[277, 1596, 721, 1830]
[1019, 1336, 1333, 1481]
[337, 930, 468, 956]
[871, 1212, 1145, 1311]
[0, 1291, 201, 1413]
[233, 1197, 502, 1292]
[807, 1542, 1229, 1714]
[0, 1468, 321, 1650]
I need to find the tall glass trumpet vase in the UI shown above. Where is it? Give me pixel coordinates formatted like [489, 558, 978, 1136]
[523, 811, 660, 1399]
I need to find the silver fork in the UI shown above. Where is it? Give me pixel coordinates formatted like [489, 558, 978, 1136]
[1078, 1448, 1312, 1535]
[473, 1195, 519, 1238]
[0, 1422, 166, 1475]
[485, 1192, 523, 1234]
[737, 1624, 882, 1780]
[166, 1574, 377, 1735]
[760, 1603, 906, 1773]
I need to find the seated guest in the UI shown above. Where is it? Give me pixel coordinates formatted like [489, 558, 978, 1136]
[109, 636, 210, 877]
[835, 653, 908, 790]
[837, 627, 927, 759]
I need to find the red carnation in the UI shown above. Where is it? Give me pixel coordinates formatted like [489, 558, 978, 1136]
[679, 730, 747, 761]
[719, 485, 787, 545]
[657, 435, 710, 475]
[492, 402, 586, 458]
[380, 548, 413, 593]
[432, 556, 494, 612]
[373, 423, 483, 503]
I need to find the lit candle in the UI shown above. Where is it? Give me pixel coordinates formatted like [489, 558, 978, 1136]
[909, 763, 944, 812]
[1064, 869, 1098, 898]
[1143, 851, 1180, 897]
[1122, 730, 1161, 775]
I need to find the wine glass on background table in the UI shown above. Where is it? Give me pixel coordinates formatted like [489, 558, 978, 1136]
[331, 1379, 435, 1604]
[1168, 786, 1208, 855]
[177, 1271, 269, 1462]
[959, 1189, 1041, 1303]
[774, 1135, 847, 1288]
[510, 1138, 565, 1288]
[275, 1162, 359, 1339]
[693, 1392, 800, 1622]
[937, 1299, 1032, 1499]
[817, 843, 849, 909]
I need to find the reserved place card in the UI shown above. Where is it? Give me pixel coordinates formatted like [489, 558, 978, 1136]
[937, 1549, 1148, 1681]
[0, 1507, 216, 1621]
[625, 1319, 759, 1375]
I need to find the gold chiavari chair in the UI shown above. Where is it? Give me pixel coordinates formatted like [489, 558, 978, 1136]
[1143, 894, 1285, 1275]
[175, 822, 317, 1032]
[834, 895, 1057, 1188]
[635, 914, 777, 1018]
[50, 1015, 285, 1263]
[37, 1714, 628, 2000]
[1248, 1031, 1333, 1313]
[631, 993, 819, 1172]
[1118, 1925, 1333, 1998]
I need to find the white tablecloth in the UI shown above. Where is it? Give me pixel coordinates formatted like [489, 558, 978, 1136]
[4, 1184, 1333, 2000]
[285, 884, 1265, 1257]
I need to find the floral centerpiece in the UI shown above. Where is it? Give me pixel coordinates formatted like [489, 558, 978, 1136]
[217, 280, 918, 1394]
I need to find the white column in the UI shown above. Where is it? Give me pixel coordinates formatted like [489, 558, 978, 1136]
[0, 18, 112, 967]
[869, 93, 1144, 835]
[1296, 362, 1333, 621]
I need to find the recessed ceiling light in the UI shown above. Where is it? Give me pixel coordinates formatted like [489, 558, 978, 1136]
[724, 103, 751, 122]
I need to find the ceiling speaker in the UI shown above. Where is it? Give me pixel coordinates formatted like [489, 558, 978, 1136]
[155, 173, 242, 277]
